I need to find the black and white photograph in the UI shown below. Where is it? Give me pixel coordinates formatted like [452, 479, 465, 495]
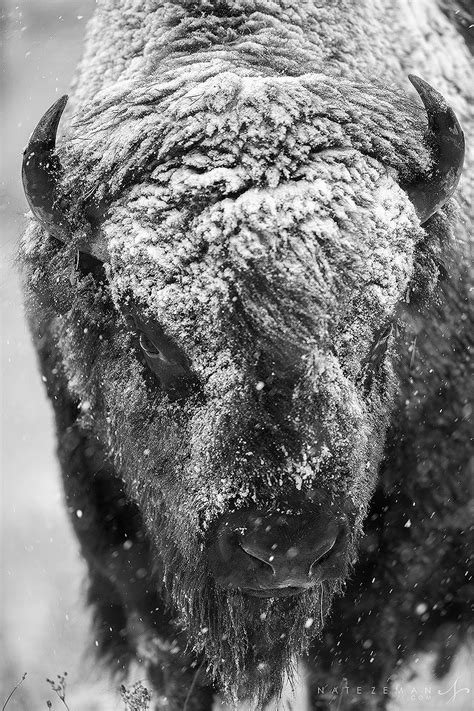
[1, 1, 472, 709]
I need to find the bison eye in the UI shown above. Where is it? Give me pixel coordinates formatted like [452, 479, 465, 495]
[132, 319, 200, 401]
[139, 333, 168, 361]
[367, 323, 393, 367]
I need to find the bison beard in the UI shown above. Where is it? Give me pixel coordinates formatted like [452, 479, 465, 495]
[179, 583, 322, 702]
[165, 550, 346, 704]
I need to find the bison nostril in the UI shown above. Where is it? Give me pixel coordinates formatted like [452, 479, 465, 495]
[239, 540, 276, 575]
[309, 535, 338, 575]
[207, 504, 349, 593]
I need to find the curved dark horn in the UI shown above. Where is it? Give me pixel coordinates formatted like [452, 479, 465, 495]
[22, 95, 70, 239]
[406, 75, 465, 224]
[22, 96, 109, 261]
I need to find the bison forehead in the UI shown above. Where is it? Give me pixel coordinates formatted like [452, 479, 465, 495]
[67, 69, 429, 212]
[104, 151, 421, 364]
[64, 73, 428, 359]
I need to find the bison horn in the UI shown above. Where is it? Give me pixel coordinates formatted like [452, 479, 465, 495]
[406, 74, 465, 224]
[22, 95, 109, 261]
[22, 95, 69, 239]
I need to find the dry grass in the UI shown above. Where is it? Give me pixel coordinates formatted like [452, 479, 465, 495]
[1, 675, 153, 711]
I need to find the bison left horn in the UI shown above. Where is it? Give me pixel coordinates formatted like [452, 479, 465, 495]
[406, 75, 465, 224]
[22, 95, 109, 261]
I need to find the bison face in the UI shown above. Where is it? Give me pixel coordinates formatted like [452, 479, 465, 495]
[22, 74, 463, 700]
[102, 157, 416, 565]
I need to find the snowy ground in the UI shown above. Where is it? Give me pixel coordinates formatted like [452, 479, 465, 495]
[0, 1, 471, 709]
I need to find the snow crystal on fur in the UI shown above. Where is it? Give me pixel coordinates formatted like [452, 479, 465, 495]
[19, 0, 473, 708]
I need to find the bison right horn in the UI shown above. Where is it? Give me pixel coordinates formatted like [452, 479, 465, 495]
[22, 95, 109, 261]
[405, 75, 465, 225]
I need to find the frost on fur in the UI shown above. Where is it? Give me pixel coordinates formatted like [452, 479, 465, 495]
[20, 1, 472, 710]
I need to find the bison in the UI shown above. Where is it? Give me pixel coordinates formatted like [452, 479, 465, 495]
[20, 1, 472, 709]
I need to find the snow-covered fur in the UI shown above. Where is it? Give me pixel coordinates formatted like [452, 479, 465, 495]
[20, 1, 472, 710]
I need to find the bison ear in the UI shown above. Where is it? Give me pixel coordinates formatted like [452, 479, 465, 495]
[22, 96, 109, 262]
[405, 75, 465, 225]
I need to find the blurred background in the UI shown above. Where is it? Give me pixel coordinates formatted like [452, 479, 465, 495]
[0, 1, 471, 710]
[1, 1, 121, 709]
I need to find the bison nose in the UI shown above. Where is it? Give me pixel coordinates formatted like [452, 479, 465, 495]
[206, 505, 348, 597]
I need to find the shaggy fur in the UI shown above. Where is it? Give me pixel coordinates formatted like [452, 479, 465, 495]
[20, 1, 472, 709]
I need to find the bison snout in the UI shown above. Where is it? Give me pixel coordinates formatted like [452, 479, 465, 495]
[207, 502, 349, 597]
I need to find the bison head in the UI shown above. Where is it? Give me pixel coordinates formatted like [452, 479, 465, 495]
[22, 73, 463, 702]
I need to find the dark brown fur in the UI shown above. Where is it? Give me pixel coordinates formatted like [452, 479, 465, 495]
[20, 2, 472, 709]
